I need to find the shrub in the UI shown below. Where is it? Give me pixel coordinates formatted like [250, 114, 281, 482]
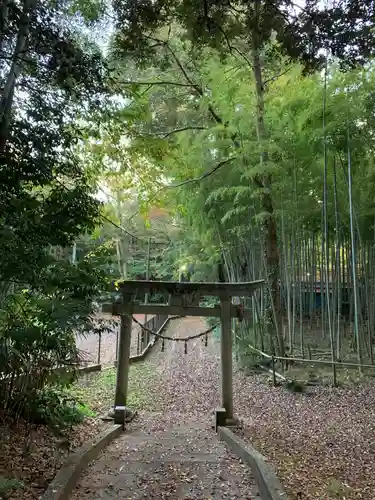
[0, 477, 23, 499]
[17, 387, 90, 432]
[286, 380, 305, 393]
[0, 251, 111, 420]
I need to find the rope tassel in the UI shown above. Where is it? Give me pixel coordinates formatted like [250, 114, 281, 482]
[205, 333, 208, 347]
[161, 338, 165, 352]
[184, 340, 187, 354]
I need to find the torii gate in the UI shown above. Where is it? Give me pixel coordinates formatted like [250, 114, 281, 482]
[107, 279, 263, 425]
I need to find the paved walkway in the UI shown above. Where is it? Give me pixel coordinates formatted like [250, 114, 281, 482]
[71, 318, 260, 499]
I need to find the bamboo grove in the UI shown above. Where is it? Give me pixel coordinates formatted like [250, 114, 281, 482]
[2, 0, 375, 416]
[86, 25, 375, 376]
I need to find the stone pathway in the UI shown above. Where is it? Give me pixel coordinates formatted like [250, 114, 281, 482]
[71, 422, 259, 499]
[71, 318, 260, 499]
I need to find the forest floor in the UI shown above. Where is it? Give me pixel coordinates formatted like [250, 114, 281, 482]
[234, 374, 375, 499]
[1, 317, 375, 499]
[71, 316, 260, 499]
[0, 316, 153, 500]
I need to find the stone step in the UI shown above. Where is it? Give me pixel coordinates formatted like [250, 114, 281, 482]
[72, 423, 260, 500]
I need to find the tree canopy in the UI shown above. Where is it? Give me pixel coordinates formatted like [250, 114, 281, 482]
[112, 0, 375, 69]
[1, 0, 375, 443]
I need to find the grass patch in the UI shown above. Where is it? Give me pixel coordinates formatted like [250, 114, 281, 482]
[69, 362, 156, 414]
[285, 379, 305, 393]
[0, 476, 24, 498]
[325, 478, 354, 498]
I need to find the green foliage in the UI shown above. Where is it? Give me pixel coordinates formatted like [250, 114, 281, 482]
[113, 0, 375, 71]
[0, 260, 111, 418]
[18, 387, 89, 432]
[0, 0, 115, 425]
[0, 476, 24, 499]
[88, 21, 375, 368]
[285, 380, 305, 394]
[65, 0, 107, 23]
[0, 0, 109, 288]
[114, 46, 375, 248]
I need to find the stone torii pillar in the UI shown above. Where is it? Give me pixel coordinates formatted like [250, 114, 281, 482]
[113, 291, 134, 423]
[220, 293, 233, 419]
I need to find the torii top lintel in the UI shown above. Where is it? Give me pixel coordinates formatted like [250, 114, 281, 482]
[118, 279, 264, 297]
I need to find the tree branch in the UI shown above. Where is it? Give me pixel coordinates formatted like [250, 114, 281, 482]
[224, 63, 245, 74]
[163, 41, 202, 93]
[263, 67, 292, 86]
[159, 126, 208, 138]
[204, 16, 254, 71]
[127, 157, 236, 221]
[110, 79, 196, 88]
[100, 213, 144, 241]
[168, 157, 236, 188]
[143, 35, 225, 125]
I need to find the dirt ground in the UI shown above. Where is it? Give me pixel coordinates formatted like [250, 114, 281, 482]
[71, 317, 260, 499]
[70, 317, 375, 499]
[3, 317, 375, 499]
[233, 375, 375, 499]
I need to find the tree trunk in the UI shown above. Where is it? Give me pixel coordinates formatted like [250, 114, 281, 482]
[251, 1, 284, 357]
[115, 191, 129, 279]
[347, 135, 362, 369]
[0, 0, 37, 152]
[0, 0, 9, 56]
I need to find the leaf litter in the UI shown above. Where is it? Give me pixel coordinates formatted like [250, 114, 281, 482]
[1, 317, 375, 499]
[71, 317, 260, 499]
[0, 317, 155, 500]
[233, 374, 375, 499]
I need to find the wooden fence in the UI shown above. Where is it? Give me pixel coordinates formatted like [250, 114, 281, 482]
[244, 341, 375, 387]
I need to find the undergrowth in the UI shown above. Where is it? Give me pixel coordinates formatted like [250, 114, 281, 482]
[69, 363, 157, 414]
[12, 386, 94, 434]
[4, 361, 160, 436]
[0, 477, 23, 500]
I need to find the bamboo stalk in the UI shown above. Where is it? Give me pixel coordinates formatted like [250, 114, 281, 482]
[347, 134, 362, 371]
